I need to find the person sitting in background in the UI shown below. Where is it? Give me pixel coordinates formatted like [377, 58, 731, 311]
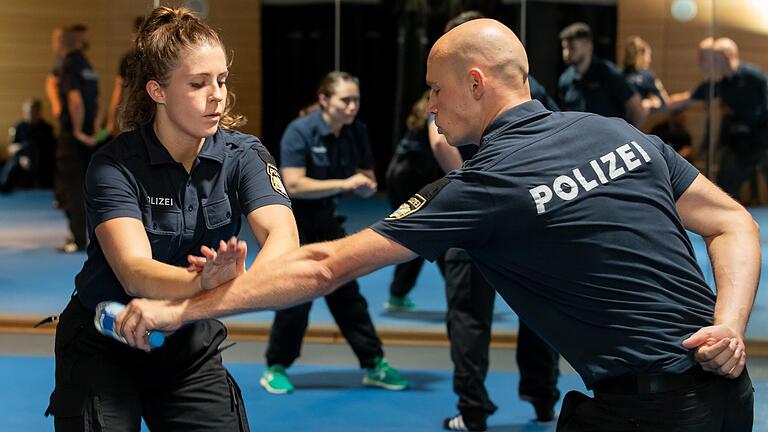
[0, 99, 56, 193]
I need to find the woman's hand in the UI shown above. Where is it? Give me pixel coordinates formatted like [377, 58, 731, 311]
[188, 237, 248, 290]
[345, 173, 377, 198]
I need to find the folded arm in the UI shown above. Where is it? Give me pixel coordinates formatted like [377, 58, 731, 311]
[281, 166, 375, 199]
[96, 217, 204, 299]
[678, 174, 760, 377]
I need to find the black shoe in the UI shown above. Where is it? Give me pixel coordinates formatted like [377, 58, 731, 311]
[532, 400, 556, 423]
[443, 414, 486, 432]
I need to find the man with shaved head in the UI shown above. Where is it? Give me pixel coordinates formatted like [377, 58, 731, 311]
[118, 20, 757, 431]
[429, 12, 561, 431]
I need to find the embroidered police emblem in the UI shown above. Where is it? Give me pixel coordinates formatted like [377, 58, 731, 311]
[255, 146, 289, 199]
[386, 194, 427, 220]
[385, 177, 450, 221]
[267, 163, 288, 198]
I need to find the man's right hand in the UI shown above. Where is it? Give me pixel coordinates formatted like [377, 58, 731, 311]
[116, 298, 186, 352]
[682, 324, 747, 378]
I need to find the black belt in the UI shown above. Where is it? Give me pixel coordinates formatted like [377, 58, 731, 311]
[593, 366, 715, 395]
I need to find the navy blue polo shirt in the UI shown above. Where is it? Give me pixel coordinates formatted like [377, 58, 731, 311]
[75, 123, 291, 310]
[280, 110, 373, 188]
[394, 122, 430, 156]
[559, 57, 637, 119]
[625, 68, 665, 109]
[691, 63, 768, 129]
[529, 75, 560, 112]
[59, 50, 99, 135]
[373, 100, 714, 387]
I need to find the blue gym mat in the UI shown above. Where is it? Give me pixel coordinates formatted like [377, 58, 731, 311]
[2, 355, 766, 431]
[0, 191, 767, 338]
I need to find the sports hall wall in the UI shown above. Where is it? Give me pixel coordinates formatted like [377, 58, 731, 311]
[0, 0, 262, 152]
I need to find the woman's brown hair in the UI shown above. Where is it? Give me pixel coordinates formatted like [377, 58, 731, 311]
[120, 6, 245, 131]
[623, 36, 651, 71]
[405, 90, 430, 133]
[316, 71, 359, 99]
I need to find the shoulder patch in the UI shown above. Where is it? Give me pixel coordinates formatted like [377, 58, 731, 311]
[256, 147, 289, 199]
[385, 177, 449, 221]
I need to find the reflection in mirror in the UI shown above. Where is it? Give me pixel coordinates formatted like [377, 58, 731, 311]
[617, 0, 768, 205]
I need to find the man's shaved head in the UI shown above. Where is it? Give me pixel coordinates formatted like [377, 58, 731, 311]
[714, 37, 739, 59]
[425, 19, 531, 147]
[430, 18, 529, 92]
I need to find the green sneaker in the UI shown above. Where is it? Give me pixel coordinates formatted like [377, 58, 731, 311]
[384, 295, 416, 312]
[260, 364, 294, 394]
[363, 357, 409, 390]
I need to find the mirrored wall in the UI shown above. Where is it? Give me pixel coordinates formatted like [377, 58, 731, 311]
[260, 0, 768, 204]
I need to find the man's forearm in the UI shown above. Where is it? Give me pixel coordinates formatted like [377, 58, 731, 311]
[707, 215, 760, 335]
[176, 229, 416, 323]
[178, 245, 336, 323]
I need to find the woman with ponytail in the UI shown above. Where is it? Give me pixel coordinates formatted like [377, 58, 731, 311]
[46, 7, 298, 430]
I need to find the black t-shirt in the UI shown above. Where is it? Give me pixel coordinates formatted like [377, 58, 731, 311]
[691, 63, 768, 129]
[58, 50, 99, 135]
[393, 124, 431, 156]
[529, 75, 560, 112]
[373, 100, 712, 387]
[75, 124, 291, 309]
[559, 58, 637, 119]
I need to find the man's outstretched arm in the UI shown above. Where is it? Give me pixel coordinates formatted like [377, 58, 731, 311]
[117, 229, 417, 351]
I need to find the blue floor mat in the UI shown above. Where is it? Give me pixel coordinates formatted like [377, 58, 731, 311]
[4, 355, 766, 431]
[1, 191, 768, 338]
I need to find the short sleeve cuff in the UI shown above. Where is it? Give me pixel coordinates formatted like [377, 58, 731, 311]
[241, 195, 292, 216]
[89, 208, 143, 228]
[370, 223, 440, 262]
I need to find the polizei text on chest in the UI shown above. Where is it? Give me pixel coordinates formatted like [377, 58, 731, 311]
[529, 141, 651, 215]
[147, 196, 175, 206]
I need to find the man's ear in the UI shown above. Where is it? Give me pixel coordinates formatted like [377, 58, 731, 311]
[146, 80, 165, 104]
[468, 68, 485, 100]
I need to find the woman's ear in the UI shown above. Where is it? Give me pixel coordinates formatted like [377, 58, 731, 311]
[146, 80, 165, 104]
[318, 93, 329, 110]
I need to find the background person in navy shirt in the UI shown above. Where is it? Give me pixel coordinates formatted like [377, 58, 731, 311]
[46, 7, 298, 431]
[258, 71, 409, 395]
[669, 37, 768, 203]
[558, 22, 646, 128]
[55, 25, 100, 252]
[119, 19, 757, 432]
